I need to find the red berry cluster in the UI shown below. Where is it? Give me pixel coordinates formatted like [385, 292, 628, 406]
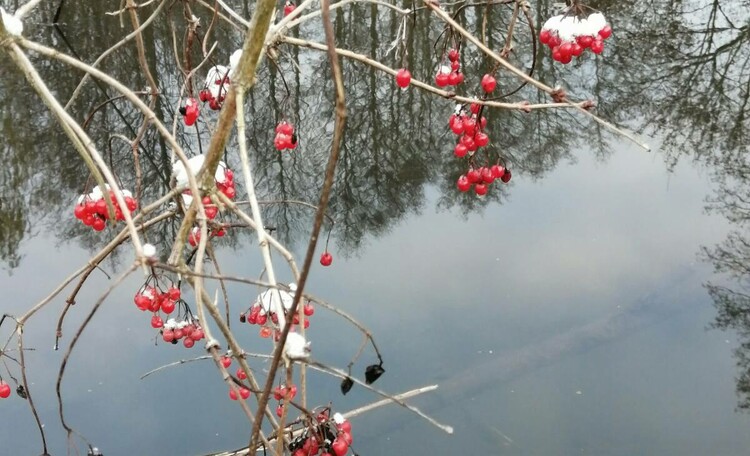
[457, 164, 511, 195]
[449, 102, 491, 159]
[287, 411, 354, 456]
[180, 97, 200, 126]
[435, 48, 464, 87]
[0, 381, 10, 399]
[283, 0, 296, 16]
[241, 290, 314, 337]
[187, 224, 227, 247]
[133, 277, 205, 348]
[73, 186, 137, 231]
[539, 12, 612, 63]
[274, 383, 298, 416]
[274, 121, 298, 151]
[199, 65, 230, 111]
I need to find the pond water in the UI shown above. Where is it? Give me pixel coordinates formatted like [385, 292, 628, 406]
[1, 0, 750, 455]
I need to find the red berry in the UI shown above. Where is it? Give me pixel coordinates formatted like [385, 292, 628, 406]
[320, 252, 333, 266]
[448, 72, 460, 86]
[151, 315, 164, 328]
[239, 387, 250, 399]
[303, 303, 315, 316]
[463, 118, 477, 136]
[74, 205, 86, 220]
[284, 2, 296, 16]
[571, 43, 584, 57]
[435, 72, 450, 87]
[183, 337, 195, 348]
[490, 164, 506, 178]
[460, 134, 476, 151]
[167, 287, 181, 300]
[191, 328, 204, 340]
[454, 143, 468, 158]
[577, 35, 594, 48]
[450, 118, 464, 135]
[466, 169, 481, 183]
[591, 39, 604, 54]
[475, 132, 489, 147]
[162, 330, 175, 343]
[221, 356, 232, 368]
[481, 74, 497, 93]
[276, 405, 284, 417]
[161, 299, 176, 314]
[481, 167, 495, 183]
[599, 25, 612, 39]
[395, 68, 411, 88]
[451, 60, 460, 71]
[92, 217, 106, 231]
[237, 368, 247, 380]
[273, 385, 286, 401]
[229, 389, 239, 400]
[339, 431, 353, 445]
[470, 103, 480, 114]
[259, 326, 272, 338]
[331, 438, 349, 456]
[474, 183, 488, 196]
[539, 29, 551, 44]
[457, 175, 471, 192]
[199, 89, 210, 102]
[0, 381, 10, 398]
[339, 420, 352, 433]
[447, 48, 459, 61]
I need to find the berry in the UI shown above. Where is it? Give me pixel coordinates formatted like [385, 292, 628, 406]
[162, 330, 175, 343]
[284, 1, 296, 16]
[490, 164, 506, 178]
[475, 132, 489, 147]
[395, 68, 411, 88]
[338, 420, 352, 433]
[454, 143, 468, 158]
[183, 337, 195, 348]
[320, 252, 333, 266]
[539, 29, 551, 44]
[229, 389, 239, 401]
[457, 175, 471, 192]
[435, 72, 450, 87]
[161, 299, 176, 314]
[151, 315, 164, 328]
[591, 39, 604, 54]
[474, 183, 488, 196]
[236, 368, 247, 380]
[0, 381, 10, 399]
[599, 25, 612, 39]
[447, 48, 459, 61]
[239, 387, 251, 399]
[303, 303, 315, 316]
[259, 326, 272, 338]
[466, 169, 481, 183]
[448, 72, 460, 86]
[331, 438, 349, 456]
[481, 167, 495, 183]
[481, 74, 497, 93]
[221, 356, 232, 368]
[276, 405, 284, 417]
[167, 287, 181, 300]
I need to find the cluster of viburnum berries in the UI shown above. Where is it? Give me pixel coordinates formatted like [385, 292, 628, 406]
[240, 286, 315, 338]
[274, 121, 298, 150]
[73, 185, 138, 231]
[540, 11, 612, 63]
[435, 48, 465, 87]
[286, 411, 355, 456]
[198, 65, 231, 111]
[133, 277, 206, 348]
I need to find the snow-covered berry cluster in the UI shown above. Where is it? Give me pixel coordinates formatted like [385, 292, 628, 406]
[539, 11, 612, 63]
[199, 65, 231, 111]
[73, 185, 137, 231]
[240, 284, 314, 338]
[160, 317, 205, 348]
